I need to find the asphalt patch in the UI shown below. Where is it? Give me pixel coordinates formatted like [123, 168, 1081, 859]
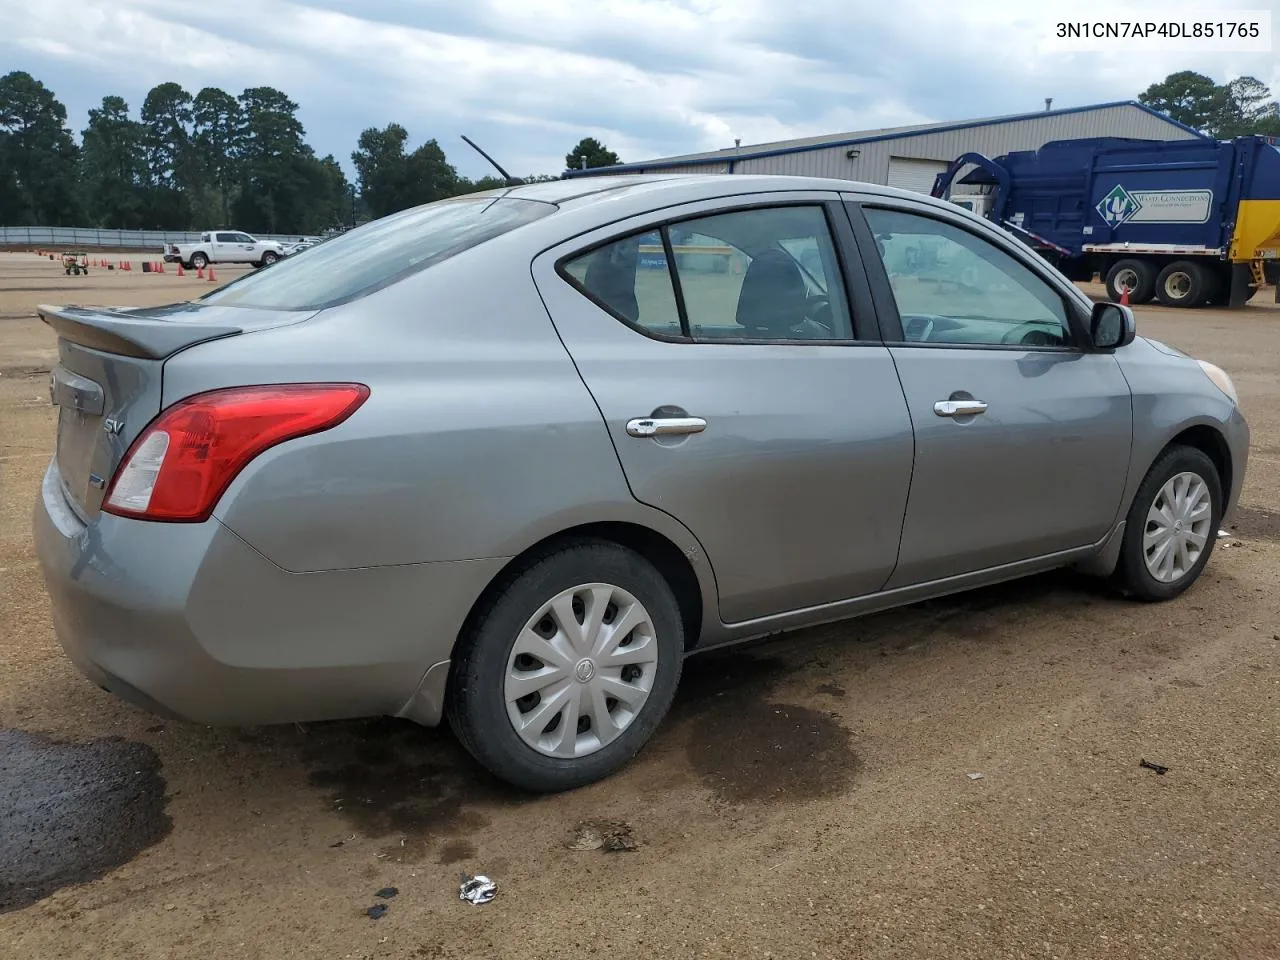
[673, 654, 858, 806]
[303, 718, 522, 862]
[0, 729, 170, 913]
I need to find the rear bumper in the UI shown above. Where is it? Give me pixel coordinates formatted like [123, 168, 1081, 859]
[33, 461, 505, 727]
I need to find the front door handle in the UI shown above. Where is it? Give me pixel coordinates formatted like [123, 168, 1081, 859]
[626, 416, 707, 438]
[934, 399, 988, 417]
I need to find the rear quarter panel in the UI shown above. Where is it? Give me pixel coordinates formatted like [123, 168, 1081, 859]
[161, 237, 714, 585]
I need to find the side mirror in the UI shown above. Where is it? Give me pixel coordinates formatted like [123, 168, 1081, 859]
[1090, 302, 1136, 350]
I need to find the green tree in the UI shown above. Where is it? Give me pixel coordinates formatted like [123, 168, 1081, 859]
[352, 122, 411, 218]
[352, 124, 459, 217]
[140, 82, 198, 227]
[1140, 71, 1280, 138]
[403, 138, 460, 206]
[1139, 71, 1224, 133]
[0, 71, 81, 224]
[565, 137, 620, 171]
[1217, 76, 1278, 138]
[80, 95, 147, 227]
[192, 87, 243, 228]
[232, 86, 309, 233]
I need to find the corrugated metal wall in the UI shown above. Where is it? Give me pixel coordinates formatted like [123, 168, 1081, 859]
[706, 105, 1200, 183]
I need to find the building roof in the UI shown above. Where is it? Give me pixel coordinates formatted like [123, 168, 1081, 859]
[565, 100, 1207, 176]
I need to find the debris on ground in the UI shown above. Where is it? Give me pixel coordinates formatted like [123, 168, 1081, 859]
[366, 904, 388, 920]
[1139, 758, 1170, 776]
[459, 875, 497, 905]
[966, 772, 985, 781]
[566, 819, 638, 852]
[375, 887, 399, 899]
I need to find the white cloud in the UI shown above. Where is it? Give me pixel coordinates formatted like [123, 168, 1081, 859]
[1, 0, 1276, 178]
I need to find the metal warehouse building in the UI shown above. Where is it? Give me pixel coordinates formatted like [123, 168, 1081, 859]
[567, 100, 1203, 191]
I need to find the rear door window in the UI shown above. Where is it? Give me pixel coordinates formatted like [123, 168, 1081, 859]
[201, 196, 555, 310]
[561, 204, 854, 342]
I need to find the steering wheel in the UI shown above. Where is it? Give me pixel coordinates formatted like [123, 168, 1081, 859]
[1001, 323, 1060, 347]
[903, 315, 934, 342]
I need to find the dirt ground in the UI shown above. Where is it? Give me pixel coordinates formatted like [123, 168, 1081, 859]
[1, 250, 1278, 959]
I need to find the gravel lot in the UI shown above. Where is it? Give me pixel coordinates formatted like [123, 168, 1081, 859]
[1, 251, 1277, 959]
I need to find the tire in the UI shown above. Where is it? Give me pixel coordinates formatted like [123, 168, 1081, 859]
[1105, 259, 1155, 304]
[446, 539, 685, 792]
[190, 252, 209, 270]
[1112, 445, 1222, 602]
[1155, 261, 1211, 307]
[260, 251, 279, 266]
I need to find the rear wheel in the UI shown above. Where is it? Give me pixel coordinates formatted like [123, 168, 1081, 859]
[1155, 260, 1211, 307]
[1112, 445, 1222, 601]
[446, 540, 684, 792]
[1105, 259, 1155, 304]
[190, 252, 209, 270]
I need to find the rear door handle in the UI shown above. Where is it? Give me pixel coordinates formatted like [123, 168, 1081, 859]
[626, 416, 707, 438]
[934, 399, 988, 417]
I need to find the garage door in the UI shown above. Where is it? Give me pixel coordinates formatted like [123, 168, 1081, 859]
[886, 157, 948, 194]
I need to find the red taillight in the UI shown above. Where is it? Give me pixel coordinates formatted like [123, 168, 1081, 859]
[102, 383, 370, 522]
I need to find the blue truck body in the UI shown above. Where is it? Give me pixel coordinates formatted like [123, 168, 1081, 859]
[932, 135, 1280, 307]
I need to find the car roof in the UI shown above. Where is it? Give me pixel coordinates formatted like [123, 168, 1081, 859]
[487, 173, 946, 211]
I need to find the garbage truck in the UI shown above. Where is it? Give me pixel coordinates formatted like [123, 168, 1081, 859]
[931, 134, 1280, 308]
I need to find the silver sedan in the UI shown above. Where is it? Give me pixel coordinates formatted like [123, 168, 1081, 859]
[34, 175, 1248, 791]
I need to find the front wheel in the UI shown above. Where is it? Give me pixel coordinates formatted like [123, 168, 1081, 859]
[446, 540, 685, 792]
[1112, 445, 1222, 601]
[260, 251, 279, 267]
[190, 252, 209, 270]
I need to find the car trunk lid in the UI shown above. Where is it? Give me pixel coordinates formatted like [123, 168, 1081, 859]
[39, 302, 310, 519]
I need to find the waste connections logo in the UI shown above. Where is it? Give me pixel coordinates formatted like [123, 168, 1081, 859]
[1098, 185, 1142, 225]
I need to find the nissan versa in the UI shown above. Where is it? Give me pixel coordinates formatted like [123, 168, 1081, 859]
[34, 175, 1248, 791]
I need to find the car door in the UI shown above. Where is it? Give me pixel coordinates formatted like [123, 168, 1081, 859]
[212, 232, 239, 263]
[533, 194, 916, 624]
[230, 233, 258, 262]
[843, 195, 1133, 587]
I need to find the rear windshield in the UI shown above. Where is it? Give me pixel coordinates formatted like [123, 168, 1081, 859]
[200, 196, 555, 310]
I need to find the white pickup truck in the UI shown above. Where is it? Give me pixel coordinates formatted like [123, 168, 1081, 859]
[164, 231, 288, 270]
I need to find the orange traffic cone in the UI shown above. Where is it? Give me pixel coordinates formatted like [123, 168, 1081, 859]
[196, 266, 204, 279]
[1119, 287, 1130, 306]
[207, 266, 217, 282]
[176, 263, 185, 277]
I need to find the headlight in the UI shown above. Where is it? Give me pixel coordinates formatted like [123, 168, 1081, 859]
[1197, 360, 1238, 405]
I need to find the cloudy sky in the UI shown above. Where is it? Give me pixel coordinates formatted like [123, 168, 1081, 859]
[2, 0, 1277, 179]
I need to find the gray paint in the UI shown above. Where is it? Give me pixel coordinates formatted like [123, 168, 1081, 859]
[33, 173, 1249, 736]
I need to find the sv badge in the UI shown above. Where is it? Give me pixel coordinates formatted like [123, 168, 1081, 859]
[103, 418, 124, 435]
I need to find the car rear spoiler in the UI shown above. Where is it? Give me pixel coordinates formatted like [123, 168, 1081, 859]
[38, 304, 242, 361]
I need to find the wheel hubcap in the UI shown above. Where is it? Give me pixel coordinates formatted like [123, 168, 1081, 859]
[1165, 272, 1192, 299]
[1143, 472, 1212, 583]
[1116, 268, 1138, 292]
[505, 583, 658, 758]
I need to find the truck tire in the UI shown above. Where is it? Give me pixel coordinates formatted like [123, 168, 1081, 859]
[191, 252, 209, 270]
[1105, 259, 1155, 304]
[1155, 261, 1211, 308]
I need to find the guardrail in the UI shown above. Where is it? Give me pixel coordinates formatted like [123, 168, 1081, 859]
[0, 227, 315, 248]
